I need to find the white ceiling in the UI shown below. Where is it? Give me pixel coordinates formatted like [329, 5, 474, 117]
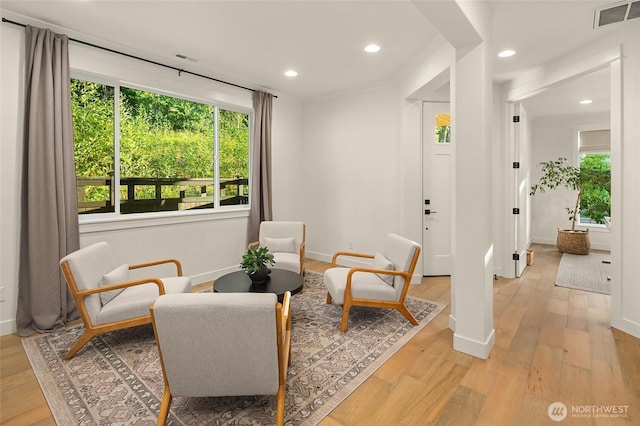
[520, 67, 611, 120]
[0, 0, 626, 116]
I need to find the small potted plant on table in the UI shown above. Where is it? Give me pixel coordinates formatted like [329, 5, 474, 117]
[240, 245, 275, 284]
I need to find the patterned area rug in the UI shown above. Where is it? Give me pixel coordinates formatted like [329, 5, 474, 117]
[556, 252, 611, 294]
[22, 271, 445, 425]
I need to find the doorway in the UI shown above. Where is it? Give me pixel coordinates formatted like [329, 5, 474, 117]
[422, 102, 453, 276]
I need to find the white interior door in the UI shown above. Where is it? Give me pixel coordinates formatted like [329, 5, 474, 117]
[422, 102, 453, 276]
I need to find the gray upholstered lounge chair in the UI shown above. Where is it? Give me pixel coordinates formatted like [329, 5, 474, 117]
[59, 241, 191, 359]
[324, 233, 421, 332]
[250, 221, 306, 275]
[150, 291, 292, 426]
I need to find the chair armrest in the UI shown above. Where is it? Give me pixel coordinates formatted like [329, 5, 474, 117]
[277, 291, 292, 382]
[248, 241, 260, 249]
[76, 277, 167, 299]
[279, 291, 292, 340]
[129, 258, 184, 277]
[330, 251, 374, 267]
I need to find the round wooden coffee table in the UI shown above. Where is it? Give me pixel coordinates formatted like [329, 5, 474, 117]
[213, 269, 303, 302]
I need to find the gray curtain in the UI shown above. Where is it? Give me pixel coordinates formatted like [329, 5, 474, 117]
[17, 25, 79, 336]
[247, 91, 273, 243]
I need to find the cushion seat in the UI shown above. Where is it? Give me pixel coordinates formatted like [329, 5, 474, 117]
[273, 252, 301, 274]
[97, 276, 191, 325]
[324, 267, 397, 305]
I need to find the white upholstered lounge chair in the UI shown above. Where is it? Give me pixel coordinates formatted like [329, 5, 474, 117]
[250, 221, 306, 275]
[324, 233, 421, 332]
[150, 291, 292, 426]
[59, 241, 191, 359]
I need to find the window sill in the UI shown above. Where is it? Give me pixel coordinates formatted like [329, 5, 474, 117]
[576, 223, 609, 233]
[79, 207, 250, 234]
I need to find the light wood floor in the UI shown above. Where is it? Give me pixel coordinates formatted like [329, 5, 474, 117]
[2, 244, 639, 425]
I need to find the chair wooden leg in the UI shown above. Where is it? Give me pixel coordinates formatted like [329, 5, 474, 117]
[276, 384, 285, 426]
[398, 304, 419, 326]
[340, 304, 351, 332]
[156, 388, 172, 426]
[63, 329, 99, 360]
[326, 293, 333, 304]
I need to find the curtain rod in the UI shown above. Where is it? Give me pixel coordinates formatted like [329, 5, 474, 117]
[2, 17, 276, 98]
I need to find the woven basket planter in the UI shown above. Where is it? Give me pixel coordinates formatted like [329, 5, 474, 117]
[556, 228, 590, 255]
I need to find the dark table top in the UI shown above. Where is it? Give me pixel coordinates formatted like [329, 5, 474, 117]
[213, 269, 304, 302]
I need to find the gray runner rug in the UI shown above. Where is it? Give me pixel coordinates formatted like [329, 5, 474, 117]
[22, 271, 445, 425]
[555, 252, 611, 294]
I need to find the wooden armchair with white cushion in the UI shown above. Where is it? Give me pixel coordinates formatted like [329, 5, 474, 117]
[150, 291, 292, 426]
[59, 241, 191, 359]
[250, 221, 306, 275]
[323, 233, 421, 332]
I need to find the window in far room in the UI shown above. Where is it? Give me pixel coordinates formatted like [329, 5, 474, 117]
[434, 113, 451, 143]
[578, 129, 611, 225]
[71, 78, 250, 217]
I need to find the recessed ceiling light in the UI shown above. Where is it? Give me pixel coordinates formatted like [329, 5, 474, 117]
[284, 70, 298, 77]
[364, 44, 381, 53]
[498, 49, 516, 58]
[580, 99, 593, 105]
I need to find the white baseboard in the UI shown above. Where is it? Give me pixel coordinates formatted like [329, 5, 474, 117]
[1, 319, 17, 336]
[530, 237, 611, 251]
[306, 250, 333, 264]
[453, 328, 495, 359]
[493, 266, 504, 278]
[611, 317, 640, 340]
[306, 250, 371, 268]
[189, 265, 240, 286]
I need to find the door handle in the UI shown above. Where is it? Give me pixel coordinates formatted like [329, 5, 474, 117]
[424, 209, 438, 215]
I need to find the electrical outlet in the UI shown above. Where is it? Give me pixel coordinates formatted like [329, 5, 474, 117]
[348, 240, 354, 250]
[0, 287, 5, 302]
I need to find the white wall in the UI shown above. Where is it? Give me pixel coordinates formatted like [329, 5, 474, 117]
[0, 20, 304, 335]
[301, 86, 403, 262]
[612, 25, 640, 337]
[0, 24, 24, 336]
[271, 96, 304, 222]
[529, 112, 611, 250]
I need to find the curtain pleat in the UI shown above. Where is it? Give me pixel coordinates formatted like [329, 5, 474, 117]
[247, 91, 273, 243]
[16, 25, 79, 336]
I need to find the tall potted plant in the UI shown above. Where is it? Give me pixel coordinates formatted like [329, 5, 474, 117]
[530, 157, 610, 255]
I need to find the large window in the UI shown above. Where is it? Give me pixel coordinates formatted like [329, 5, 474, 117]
[71, 78, 249, 216]
[578, 129, 610, 225]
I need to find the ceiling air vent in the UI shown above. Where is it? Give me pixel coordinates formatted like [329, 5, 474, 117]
[594, 0, 640, 28]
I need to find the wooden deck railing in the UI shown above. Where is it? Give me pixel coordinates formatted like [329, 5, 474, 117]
[77, 176, 248, 214]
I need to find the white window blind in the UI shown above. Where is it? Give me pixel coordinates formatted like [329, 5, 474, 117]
[579, 129, 610, 153]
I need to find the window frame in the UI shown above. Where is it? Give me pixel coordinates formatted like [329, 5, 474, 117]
[572, 123, 611, 229]
[71, 70, 253, 231]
